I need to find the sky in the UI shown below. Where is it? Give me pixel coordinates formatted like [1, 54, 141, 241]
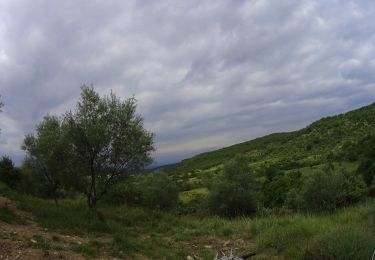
[1, 0, 375, 166]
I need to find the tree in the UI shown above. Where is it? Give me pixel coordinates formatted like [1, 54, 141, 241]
[63, 86, 154, 218]
[301, 167, 365, 212]
[0, 156, 21, 189]
[208, 155, 258, 217]
[357, 159, 375, 187]
[24, 86, 154, 218]
[22, 115, 65, 205]
[140, 171, 178, 209]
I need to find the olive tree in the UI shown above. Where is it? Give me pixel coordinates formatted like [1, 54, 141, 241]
[22, 115, 65, 205]
[63, 86, 154, 218]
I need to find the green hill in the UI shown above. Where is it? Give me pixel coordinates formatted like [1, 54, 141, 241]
[175, 102, 375, 173]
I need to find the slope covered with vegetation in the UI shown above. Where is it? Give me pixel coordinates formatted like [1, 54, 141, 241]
[1, 96, 375, 259]
[177, 102, 375, 172]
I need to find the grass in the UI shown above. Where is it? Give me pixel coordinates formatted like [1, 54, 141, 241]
[0, 184, 252, 258]
[251, 200, 375, 259]
[30, 235, 51, 251]
[1, 182, 374, 259]
[70, 240, 104, 257]
[0, 205, 26, 225]
[179, 188, 209, 203]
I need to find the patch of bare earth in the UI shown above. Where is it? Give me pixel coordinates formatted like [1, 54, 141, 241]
[180, 235, 256, 259]
[0, 196, 87, 260]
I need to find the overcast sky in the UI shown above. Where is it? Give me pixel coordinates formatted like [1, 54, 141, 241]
[1, 0, 375, 165]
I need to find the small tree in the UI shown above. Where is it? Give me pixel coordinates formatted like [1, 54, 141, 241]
[0, 156, 21, 189]
[208, 155, 258, 217]
[22, 115, 65, 205]
[63, 86, 154, 218]
[301, 167, 365, 212]
[140, 171, 178, 209]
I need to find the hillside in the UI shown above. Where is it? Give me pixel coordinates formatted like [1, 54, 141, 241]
[1, 102, 375, 259]
[174, 102, 375, 173]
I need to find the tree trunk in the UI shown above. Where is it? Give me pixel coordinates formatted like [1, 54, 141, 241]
[53, 196, 59, 206]
[87, 195, 105, 222]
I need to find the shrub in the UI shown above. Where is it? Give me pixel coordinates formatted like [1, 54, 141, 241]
[208, 155, 258, 217]
[305, 226, 375, 260]
[0, 156, 21, 189]
[284, 188, 304, 210]
[140, 171, 178, 209]
[357, 159, 375, 186]
[262, 171, 290, 208]
[103, 176, 142, 206]
[301, 167, 365, 212]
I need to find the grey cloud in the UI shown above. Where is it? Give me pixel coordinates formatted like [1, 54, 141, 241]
[1, 0, 375, 165]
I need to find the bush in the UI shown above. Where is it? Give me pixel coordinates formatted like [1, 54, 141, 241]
[261, 170, 290, 208]
[208, 155, 258, 217]
[305, 226, 375, 260]
[0, 156, 21, 189]
[301, 167, 366, 212]
[357, 159, 375, 186]
[103, 176, 142, 206]
[140, 171, 178, 209]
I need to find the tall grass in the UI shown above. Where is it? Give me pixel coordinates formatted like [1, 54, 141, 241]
[251, 200, 375, 259]
[1, 182, 374, 259]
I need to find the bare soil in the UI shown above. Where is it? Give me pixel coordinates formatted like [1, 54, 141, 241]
[0, 196, 87, 260]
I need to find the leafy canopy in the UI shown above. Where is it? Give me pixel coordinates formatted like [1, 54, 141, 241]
[23, 85, 154, 214]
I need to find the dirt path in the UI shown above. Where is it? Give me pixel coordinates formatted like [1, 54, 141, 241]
[0, 196, 88, 260]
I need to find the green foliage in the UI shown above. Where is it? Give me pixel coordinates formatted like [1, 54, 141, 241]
[305, 226, 375, 260]
[103, 176, 142, 206]
[174, 102, 375, 173]
[62, 86, 154, 213]
[104, 172, 179, 210]
[357, 159, 375, 186]
[2, 179, 375, 259]
[301, 167, 366, 211]
[139, 171, 178, 209]
[261, 167, 291, 208]
[0, 205, 26, 224]
[22, 115, 65, 203]
[0, 156, 21, 189]
[23, 85, 154, 216]
[208, 155, 258, 217]
[251, 201, 375, 259]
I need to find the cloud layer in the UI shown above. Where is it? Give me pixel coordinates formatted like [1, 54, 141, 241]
[1, 0, 375, 165]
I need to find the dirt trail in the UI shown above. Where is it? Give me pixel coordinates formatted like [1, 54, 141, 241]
[0, 196, 87, 260]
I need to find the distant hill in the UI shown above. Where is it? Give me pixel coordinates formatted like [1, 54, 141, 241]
[171, 102, 375, 173]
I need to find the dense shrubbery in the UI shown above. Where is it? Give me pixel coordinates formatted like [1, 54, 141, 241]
[1, 100, 375, 220]
[139, 171, 178, 209]
[207, 155, 258, 217]
[104, 171, 178, 210]
[357, 159, 375, 186]
[0, 156, 21, 189]
[103, 176, 142, 206]
[301, 167, 365, 212]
